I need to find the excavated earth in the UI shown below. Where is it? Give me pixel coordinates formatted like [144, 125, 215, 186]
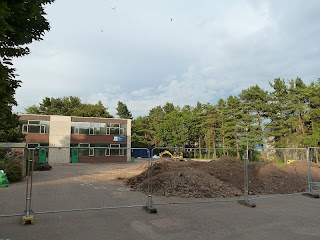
[126, 156, 320, 198]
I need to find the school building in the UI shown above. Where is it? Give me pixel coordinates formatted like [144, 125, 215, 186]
[18, 114, 131, 164]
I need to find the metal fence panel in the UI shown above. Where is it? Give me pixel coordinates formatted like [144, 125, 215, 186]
[0, 147, 27, 217]
[247, 148, 309, 197]
[27, 147, 150, 214]
[145, 147, 247, 212]
[307, 147, 320, 193]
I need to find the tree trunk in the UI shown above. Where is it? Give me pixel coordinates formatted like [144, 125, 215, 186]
[257, 112, 266, 162]
[199, 137, 202, 159]
[234, 115, 240, 159]
[206, 139, 210, 159]
[212, 131, 217, 160]
[283, 150, 287, 164]
[298, 112, 305, 135]
[222, 120, 225, 155]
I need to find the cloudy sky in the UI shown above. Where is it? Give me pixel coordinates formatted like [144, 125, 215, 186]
[12, 0, 320, 118]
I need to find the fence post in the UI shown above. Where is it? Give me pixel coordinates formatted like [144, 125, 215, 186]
[238, 128, 256, 208]
[143, 148, 157, 213]
[303, 147, 320, 198]
[22, 148, 35, 224]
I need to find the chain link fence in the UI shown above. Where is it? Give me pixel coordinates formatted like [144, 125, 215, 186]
[306, 147, 320, 195]
[1, 144, 320, 224]
[144, 147, 252, 212]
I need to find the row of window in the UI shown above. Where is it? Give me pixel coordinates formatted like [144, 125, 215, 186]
[20, 120, 127, 136]
[71, 143, 127, 157]
[71, 122, 127, 136]
[27, 143, 127, 157]
[21, 120, 50, 134]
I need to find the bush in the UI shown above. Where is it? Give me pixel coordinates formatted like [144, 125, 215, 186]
[0, 159, 23, 183]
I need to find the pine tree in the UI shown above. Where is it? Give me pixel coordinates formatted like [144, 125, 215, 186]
[239, 85, 269, 161]
[116, 101, 133, 119]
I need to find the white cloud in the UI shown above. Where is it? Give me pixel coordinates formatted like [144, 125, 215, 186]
[12, 0, 320, 118]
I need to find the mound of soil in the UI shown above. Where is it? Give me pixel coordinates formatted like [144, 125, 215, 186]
[126, 156, 320, 198]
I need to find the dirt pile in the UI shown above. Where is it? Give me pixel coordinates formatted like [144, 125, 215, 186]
[126, 157, 320, 198]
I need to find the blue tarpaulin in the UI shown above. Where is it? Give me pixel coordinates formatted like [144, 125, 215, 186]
[131, 149, 152, 158]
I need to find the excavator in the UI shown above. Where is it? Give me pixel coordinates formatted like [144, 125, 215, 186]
[159, 150, 185, 162]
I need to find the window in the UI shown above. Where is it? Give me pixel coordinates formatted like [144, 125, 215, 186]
[79, 143, 89, 148]
[105, 148, 110, 156]
[20, 120, 50, 134]
[110, 144, 120, 156]
[120, 128, 125, 135]
[22, 125, 28, 133]
[28, 125, 40, 133]
[79, 127, 89, 135]
[29, 120, 40, 125]
[27, 143, 39, 149]
[75, 143, 127, 157]
[89, 148, 94, 156]
[70, 121, 127, 136]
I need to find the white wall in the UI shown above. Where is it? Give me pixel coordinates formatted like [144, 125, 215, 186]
[127, 119, 131, 162]
[48, 116, 71, 164]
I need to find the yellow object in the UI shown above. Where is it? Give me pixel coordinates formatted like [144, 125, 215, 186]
[159, 150, 183, 161]
[287, 160, 298, 164]
[22, 215, 35, 225]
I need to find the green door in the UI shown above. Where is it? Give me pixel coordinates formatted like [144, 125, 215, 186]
[72, 149, 79, 163]
[39, 149, 46, 163]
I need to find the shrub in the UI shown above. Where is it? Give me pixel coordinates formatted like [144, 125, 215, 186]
[0, 159, 23, 183]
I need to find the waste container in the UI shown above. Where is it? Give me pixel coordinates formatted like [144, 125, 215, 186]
[0, 170, 9, 187]
[131, 157, 135, 163]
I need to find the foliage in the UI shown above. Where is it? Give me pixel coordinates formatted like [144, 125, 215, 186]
[0, 159, 23, 182]
[131, 78, 320, 160]
[0, 0, 54, 142]
[116, 101, 133, 119]
[26, 96, 113, 118]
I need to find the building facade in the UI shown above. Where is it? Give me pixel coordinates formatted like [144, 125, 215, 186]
[18, 114, 131, 164]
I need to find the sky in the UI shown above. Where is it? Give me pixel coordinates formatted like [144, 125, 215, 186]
[12, 0, 320, 118]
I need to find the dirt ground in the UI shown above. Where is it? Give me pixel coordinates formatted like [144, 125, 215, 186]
[126, 156, 320, 198]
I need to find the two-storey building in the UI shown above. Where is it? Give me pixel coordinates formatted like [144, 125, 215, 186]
[18, 114, 131, 164]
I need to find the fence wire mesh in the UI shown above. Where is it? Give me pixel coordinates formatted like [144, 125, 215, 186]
[2, 144, 320, 220]
[0, 147, 27, 216]
[246, 148, 309, 197]
[307, 147, 320, 193]
[147, 147, 246, 209]
[29, 147, 150, 214]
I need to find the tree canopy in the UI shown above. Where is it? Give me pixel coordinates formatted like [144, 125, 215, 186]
[116, 101, 133, 119]
[0, 0, 54, 142]
[131, 78, 320, 159]
[26, 96, 113, 118]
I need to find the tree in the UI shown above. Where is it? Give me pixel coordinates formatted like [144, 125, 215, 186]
[305, 79, 320, 148]
[156, 110, 188, 147]
[148, 105, 165, 147]
[239, 85, 269, 160]
[0, 0, 54, 142]
[225, 95, 243, 159]
[202, 103, 220, 160]
[131, 116, 150, 147]
[26, 96, 113, 118]
[116, 101, 133, 119]
[162, 102, 175, 115]
[217, 99, 228, 155]
[267, 78, 291, 163]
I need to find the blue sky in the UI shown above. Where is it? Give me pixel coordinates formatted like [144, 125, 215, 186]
[12, 0, 320, 118]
